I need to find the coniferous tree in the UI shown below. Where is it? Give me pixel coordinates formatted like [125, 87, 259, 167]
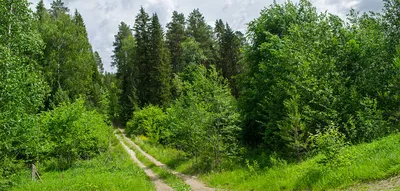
[94, 51, 104, 75]
[148, 13, 172, 106]
[134, 7, 151, 107]
[36, 0, 46, 21]
[50, 0, 69, 18]
[112, 22, 137, 123]
[214, 20, 243, 96]
[166, 11, 186, 73]
[186, 9, 215, 66]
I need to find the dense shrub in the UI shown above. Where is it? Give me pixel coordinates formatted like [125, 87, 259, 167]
[126, 105, 167, 144]
[165, 66, 241, 170]
[40, 99, 111, 169]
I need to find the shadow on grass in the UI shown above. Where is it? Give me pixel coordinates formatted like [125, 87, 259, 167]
[294, 167, 324, 190]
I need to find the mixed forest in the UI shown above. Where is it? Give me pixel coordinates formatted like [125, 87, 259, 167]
[3, 0, 400, 190]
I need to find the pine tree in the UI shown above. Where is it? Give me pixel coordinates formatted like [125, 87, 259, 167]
[166, 11, 186, 73]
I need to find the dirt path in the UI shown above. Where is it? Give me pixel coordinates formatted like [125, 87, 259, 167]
[115, 133, 173, 191]
[346, 176, 400, 191]
[119, 129, 215, 191]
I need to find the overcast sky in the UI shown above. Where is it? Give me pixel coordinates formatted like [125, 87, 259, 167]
[28, 0, 383, 73]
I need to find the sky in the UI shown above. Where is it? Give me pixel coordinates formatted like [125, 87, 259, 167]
[28, 0, 384, 73]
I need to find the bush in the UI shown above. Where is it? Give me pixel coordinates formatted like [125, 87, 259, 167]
[40, 99, 111, 170]
[165, 65, 241, 171]
[126, 105, 167, 144]
[311, 124, 348, 167]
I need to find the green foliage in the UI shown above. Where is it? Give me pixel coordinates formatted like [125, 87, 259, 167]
[166, 65, 241, 171]
[354, 97, 389, 143]
[126, 105, 167, 144]
[180, 37, 207, 66]
[214, 20, 244, 96]
[37, 3, 101, 109]
[278, 88, 309, 161]
[311, 125, 348, 167]
[148, 14, 172, 106]
[11, 136, 155, 191]
[186, 9, 215, 66]
[112, 22, 138, 124]
[166, 11, 187, 73]
[126, 65, 240, 171]
[39, 99, 111, 170]
[0, 0, 49, 187]
[202, 133, 400, 191]
[240, 0, 399, 156]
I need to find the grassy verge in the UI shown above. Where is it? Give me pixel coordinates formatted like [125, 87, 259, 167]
[10, 135, 155, 191]
[128, 132, 400, 191]
[119, 133, 191, 191]
[202, 133, 400, 191]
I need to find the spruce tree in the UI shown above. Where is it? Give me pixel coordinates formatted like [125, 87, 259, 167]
[134, 7, 151, 107]
[94, 51, 104, 75]
[214, 20, 243, 96]
[166, 11, 186, 73]
[50, 0, 69, 18]
[36, 0, 46, 21]
[186, 9, 215, 66]
[112, 22, 137, 123]
[149, 13, 171, 106]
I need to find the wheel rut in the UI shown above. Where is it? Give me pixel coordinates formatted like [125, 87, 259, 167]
[115, 133, 173, 191]
[119, 129, 215, 191]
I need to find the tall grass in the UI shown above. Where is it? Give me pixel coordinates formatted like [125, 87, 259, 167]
[202, 133, 400, 191]
[10, 136, 155, 191]
[129, 133, 400, 190]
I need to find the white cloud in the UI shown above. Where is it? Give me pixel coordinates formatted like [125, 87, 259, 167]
[28, 0, 383, 73]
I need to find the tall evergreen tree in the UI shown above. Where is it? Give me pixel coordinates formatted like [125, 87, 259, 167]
[214, 21, 242, 96]
[166, 11, 186, 73]
[112, 22, 137, 123]
[50, 0, 69, 18]
[186, 9, 215, 66]
[94, 51, 104, 75]
[148, 13, 172, 106]
[36, 0, 46, 21]
[134, 7, 151, 107]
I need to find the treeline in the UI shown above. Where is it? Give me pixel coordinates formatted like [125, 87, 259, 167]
[0, 0, 112, 188]
[112, 7, 244, 170]
[112, 8, 245, 124]
[118, 0, 400, 170]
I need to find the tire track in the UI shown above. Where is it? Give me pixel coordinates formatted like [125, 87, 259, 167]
[115, 133, 174, 191]
[119, 129, 214, 191]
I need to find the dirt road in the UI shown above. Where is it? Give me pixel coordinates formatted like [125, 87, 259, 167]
[118, 129, 215, 191]
[115, 133, 174, 191]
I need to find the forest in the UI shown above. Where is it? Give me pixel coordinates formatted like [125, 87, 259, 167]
[2, 0, 400, 190]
